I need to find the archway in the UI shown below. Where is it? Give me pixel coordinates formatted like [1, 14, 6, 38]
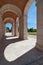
[3, 17, 16, 37]
[0, 4, 22, 39]
[23, 0, 43, 51]
[0, 0, 43, 64]
[23, 0, 36, 40]
[19, 0, 36, 40]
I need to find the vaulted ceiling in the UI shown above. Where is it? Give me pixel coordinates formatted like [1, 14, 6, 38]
[0, 0, 28, 12]
[2, 11, 17, 21]
[0, 0, 29, 23]
[4, 19, 14, 24]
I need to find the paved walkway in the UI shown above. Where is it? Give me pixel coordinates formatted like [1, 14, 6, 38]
[0, 34, 43, 65]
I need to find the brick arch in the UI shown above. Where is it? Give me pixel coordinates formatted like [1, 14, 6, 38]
[0, 15, 3, 39]
[19, 0, 36, 40]
[24, 0, 35, 15]
[2, 11, 17, 21]
[3, 17, 16, 36]
[3, 17, 15, 25]
[1, 4, 22, 17]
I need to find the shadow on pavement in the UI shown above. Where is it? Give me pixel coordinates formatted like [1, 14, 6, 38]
[0, 36, 43, 65]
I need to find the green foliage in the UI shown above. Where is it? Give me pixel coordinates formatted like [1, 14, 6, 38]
[6, 27, 9, 30]
[6, 27, 12, 32]
[9, 29, 12, 32]
[27, 28, 37, 32]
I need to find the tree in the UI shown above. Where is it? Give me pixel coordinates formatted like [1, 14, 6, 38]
[27, 28, 37, 32]
[6, 27, 9, 32]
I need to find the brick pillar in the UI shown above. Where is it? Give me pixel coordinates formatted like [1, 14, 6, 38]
[19, 15, 27, 40]
[36, 0, 43, 51]
[16, 18, 19, 36]
[12, 22, 16, 36]
[0, 15, 3, 40]
[3, 23, 5, 36]
[5, 26, 7, 33]
[12, 23, 14, 36]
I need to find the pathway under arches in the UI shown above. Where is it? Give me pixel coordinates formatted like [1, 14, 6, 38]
[0, 0, 43, 51]
[0, 0, 43, 65]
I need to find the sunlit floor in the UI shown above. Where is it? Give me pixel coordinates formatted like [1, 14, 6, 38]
[4, 33, 36, 62]
[5, 32, 13, 36]
[0, 33, 43, 65]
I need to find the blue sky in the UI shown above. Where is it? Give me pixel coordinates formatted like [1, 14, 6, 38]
[27, 1, 37, 29]
[6, 2, 37, 29]
[6, 23, 12, 29]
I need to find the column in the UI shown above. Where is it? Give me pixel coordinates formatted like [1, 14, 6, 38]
[5, 26, 7, 33]
[12, 23, 14, 36]
[19, 15, 27, 40]
[12, 22, 16, 36]
[36, 0, 43, 51]
[16, 17, 19, 36]
[3, 23, 5, 36]
[0, 14, 3, 40]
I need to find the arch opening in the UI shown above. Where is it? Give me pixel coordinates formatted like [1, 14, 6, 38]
[23, 0, 37, 46]
[27, 1, 37, 36]
[0, 0, 43, 63]
[5, 23, 13, 36]
[3, 17, 15, 37]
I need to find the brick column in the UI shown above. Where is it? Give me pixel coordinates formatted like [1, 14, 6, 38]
[12, 22, 16, 36]
[5, 26, 7, 33]
[16, 17, 19, 36]
[0, 15, 3, 40]
[12, 23, 14, 36]
[3, 23, 5, 36]
[19, 15, 27, 40]
[36, 0, 43, 51]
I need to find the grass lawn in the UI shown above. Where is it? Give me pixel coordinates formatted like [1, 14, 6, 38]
[28, 32, 37, 35]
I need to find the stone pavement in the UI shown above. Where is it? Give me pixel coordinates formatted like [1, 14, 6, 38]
[0, 35, 43, 65]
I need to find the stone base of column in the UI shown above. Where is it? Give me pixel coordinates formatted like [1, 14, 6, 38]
[12, 33, 16, 37]
[36, 43, 43, 51]
[19, 35, 27, 40]
[23, 35, 28, 40]
[23, 37, 27, 40]
[19, 37, 27, 40]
